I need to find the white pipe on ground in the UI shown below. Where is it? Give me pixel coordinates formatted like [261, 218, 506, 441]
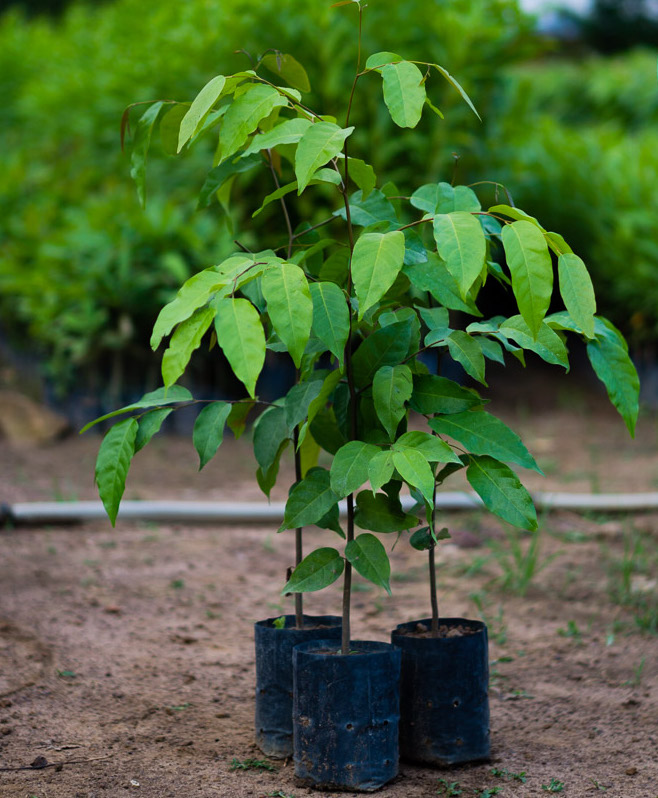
[3, 491, 658, 526]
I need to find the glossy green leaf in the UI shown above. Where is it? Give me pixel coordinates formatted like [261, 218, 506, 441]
[409, 374, 483, 415]
[253, 404, 290, 473]
[429, 410, 540, 471]
[587, 317, 640, 437]
[310, 406, 348, 455]
[355, 491, 417, 533]
[218, 85, 287, 163]
[198, 154, 263, 209]
[381, 61, 426, 128]
[446, 330, 487, 385]
[434, 212, 486, 298]
[368, 450, 395, 494]
[282, 547, 344, 593]
[95, 418, 138, 526]
[161, 306, 215, 388]
[347, 157, 376, 199]
[345, 533, 391, 594]
[160, 104, 188, 155]
[256, 439, 288, 498]
[295, 121, 354, 193]
[478, 336, 505, 365]
[392, 448, 434, 504]
[134, 408, 172, 453]
[306, 370, 342, 428]
[309, 282, 349, 369]
[261, 53, 311, 92]
[502, 221, 553, 338]
[373, 364, 413, 440]
[80, 385, 193, 433]
[280, 467, 340, 531]
[214, 297, 266, 398]
[352, 320, 414, 389]
[557, 253, 596, 339]
[284, 379, 324, 433]
[365, 51, 403, 70]
[394, 430, 461, 463]
[226, 400, 254, 439]
[193, 401, 231, 470]
[262, 263, 312, 368]
[499, 316, 569, 369]
[330, 440, 380, 499]
[178, 74, 226, 152]
[489, 204, 541, 228]
[432, 63, 481, 120]
[466, 455, 537, 530]
[411, 183, 481, 214]
[352, 230, 405, 319]
[410, 525, 451, 550]
[242, 117, 312, 156]
[252, 168, 341, 217]
[130, 101, 164, 208]
[403, 254, 482, 316]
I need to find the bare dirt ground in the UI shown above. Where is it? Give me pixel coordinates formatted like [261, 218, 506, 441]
[0, 367, 657, 798]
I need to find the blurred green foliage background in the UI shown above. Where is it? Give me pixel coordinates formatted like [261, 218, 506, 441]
[1, 0, 656, 406]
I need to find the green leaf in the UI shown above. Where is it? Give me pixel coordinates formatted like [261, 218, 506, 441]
[381, 61, 426, 128]
[489, 204, 541, 228]
[309, 282, 349, 369]
[282, 548, 344, 593]
[347, 157, 376, 199]
[429, 410, 540, 471]
[80, 385, 193, 433]
[253, 405, 290, 474]
[218, 84, 287, 162]
[466, 455, 537, 530]
[134, 408, 172, 453]
[394, 431, 461, 463]
[95, 418, 138, 526]
[262, 263, 312, 368]
[365, 51, 403, 70]
[557, 253, 596, 339]
[161, 306, 215, 388]
[252, 168, 341, 217]
[587, 317, 639, 437]
[160, 104, 188, 155]
[409, 374, 483, 415]
[310, 406, 348, 455]
[256, 440, 288, 498]
[198, 154, 263, 209]
[334, 189, 398, 228]
[178, 74, 226, 152]
[295, 121, 354, 193]
[446, 330, 487, 385]
[330, 441, 380, 499]
[432, 63, 481, 120]
[192, 402, 231, 470]
[242, 117, 312, 156]
[478, 336, 505, 365]
[410, 526, 450, 550]
[261, 53, 311, 92]
[352, 320, 415, 389]
[280, 467, 340, 531]
[355, 491, 417, 533]
[392, 448, 434, 504]
[502, 221, 553, 338]
[499, 316, 569, 369]
[373, 364, 413, 440]
[130, 101, 164, 208]
[284, 379, 324, 433]
[345, 533, 391, 594]
[368, 450, 395, 494]
[403, 254, 482, 316]
[433, 212, 486, 298]
[411, 183, 480, 214]
[226, 401, 254, 439]
[214, 297, 266, 398]
[352, 230, 405, 319]
[306, 370, 342, 427]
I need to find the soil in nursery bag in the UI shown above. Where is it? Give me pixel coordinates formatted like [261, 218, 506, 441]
[254, 614, 341, 758]
[392, 617, 489, 767]
[293, 639, 401, 792]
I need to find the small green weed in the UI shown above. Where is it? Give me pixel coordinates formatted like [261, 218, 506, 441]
[490, 766, 527, 783]
[168, 702, 191, 711]
[557, 620, 584, 645]
[488, 527, 561, 597]
[474, 788, 502, 797]
[588, 779, 609, 791]
[542, 778, 565, 792]
[272, 616, 286, 629]
[437, 779, 462, 796]
[622, 657, 646, 687]
[56, 669, 76, 678]
[265, 792, 295, 798]
[230, 757, 276, 772]
[170, 578, 185, 590]
[470, 592, 508, 645]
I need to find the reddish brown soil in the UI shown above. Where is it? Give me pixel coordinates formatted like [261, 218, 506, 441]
[0, 371, 657, 797]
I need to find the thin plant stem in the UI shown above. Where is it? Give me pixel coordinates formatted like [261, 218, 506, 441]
[293, 423, 304, 629]
[267, 148, 294, 259]
[430, 477, 439, 637]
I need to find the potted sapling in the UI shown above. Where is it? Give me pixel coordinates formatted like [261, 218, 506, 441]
[84, 0, 640, 790]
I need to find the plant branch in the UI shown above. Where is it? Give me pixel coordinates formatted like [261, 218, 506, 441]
[293, 421, 304, 628]
[266, 148, 294, 259]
